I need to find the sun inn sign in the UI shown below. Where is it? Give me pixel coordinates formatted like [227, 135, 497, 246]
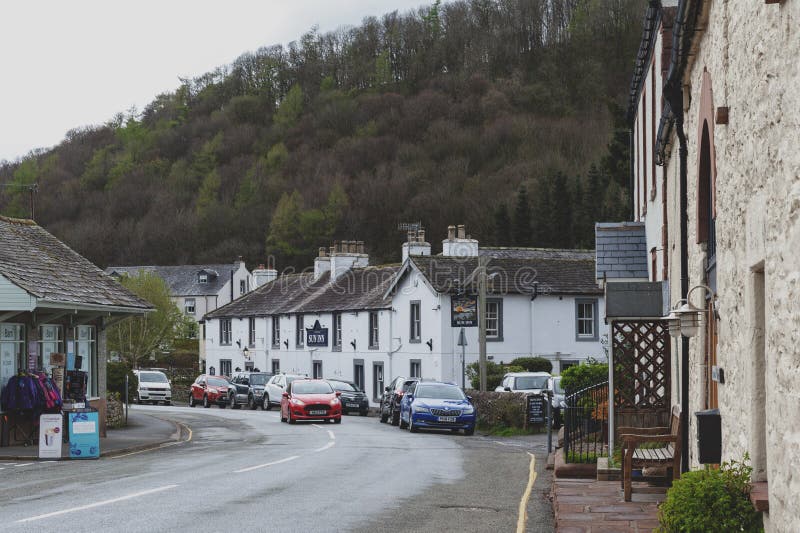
[306, 320, 329, 347]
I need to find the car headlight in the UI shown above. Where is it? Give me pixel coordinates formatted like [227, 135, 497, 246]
[331, 398, 340, 405]
[412, 406, 430, 414]
[461, 406, 474, 414]
[290, 398, 305, 406]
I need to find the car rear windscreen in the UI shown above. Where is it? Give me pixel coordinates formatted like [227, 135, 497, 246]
[139, 372, 168, 383]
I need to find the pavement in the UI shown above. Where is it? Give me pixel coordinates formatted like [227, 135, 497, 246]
[552, 477, 664, 532]
[0, 410, 184, 460]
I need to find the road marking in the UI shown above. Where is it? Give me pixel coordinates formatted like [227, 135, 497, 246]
[16, 484, 178, 523]
[315, 441, 335, 452]
[311, 424, 324, 430]
[327, 430, 335, 440]
[234, 455, 299, 473]
[516, 453, 537, 533]
[13, 463, 33, 467]
[493, 440, 525, 448]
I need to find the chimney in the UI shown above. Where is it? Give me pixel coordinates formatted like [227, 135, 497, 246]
[252, 262, 278, 288]
[402, 229, 431, 262]
[330, 239, 369, 280]
[314, 247, 331, 280]
[442, 223, 479, 257]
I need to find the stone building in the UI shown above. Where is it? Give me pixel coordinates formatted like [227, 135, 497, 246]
[599, 0, 799, 528]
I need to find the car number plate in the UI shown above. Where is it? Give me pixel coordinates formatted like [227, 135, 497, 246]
[438, 416, 457, 422]
[346, 403, 359, 408]
[309, 410, 326, 415]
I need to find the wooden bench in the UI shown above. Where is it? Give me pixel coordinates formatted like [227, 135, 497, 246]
[619, 404, 682, 501]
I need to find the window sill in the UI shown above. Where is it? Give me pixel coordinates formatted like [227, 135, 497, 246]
[332, 347, 342, 352]
[486, 337, 503, 342]
[368, 346, 379, 351]
[409, 339, 421, 344]
[575, 336, 598, 342]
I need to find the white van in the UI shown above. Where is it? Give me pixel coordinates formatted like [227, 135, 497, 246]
[133, 369, 172, 405]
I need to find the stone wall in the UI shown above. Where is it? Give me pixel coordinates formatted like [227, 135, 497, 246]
[663, 1, 800, 531]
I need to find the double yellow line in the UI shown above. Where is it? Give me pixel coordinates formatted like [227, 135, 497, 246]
[516, 452, 537, 533]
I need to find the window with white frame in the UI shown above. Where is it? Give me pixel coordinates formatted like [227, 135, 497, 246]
[271, 359, 280, 374]
[296, 315, 304, 348]
[272, 317, 280, 348]
[576, 299, 598, 341]
[240, 279, 246, 295]
[0, 324, 25, 392]
[372, 362, 384, 401]
[410, 301, 421, 342]
[312, 360, 322, 379]
[353, 360, 365, 391]
[485, 299, 503, 340]
[410, 359, 421, 378]
[198, 273, 208, 284]
[220, 319, 232, 345]
[75, 325, 97, 396]
[185, 298, 196, 315]
[220, 359, 232, 377]
[368, 312, 379, 349]
[38, 324, 63, 372]
[332, 313, 342, 351]
[248, 317, 256, 347]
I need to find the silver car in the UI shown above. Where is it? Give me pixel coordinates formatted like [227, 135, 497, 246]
[263, 373, 306, 409]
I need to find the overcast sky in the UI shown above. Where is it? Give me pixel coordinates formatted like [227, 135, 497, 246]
[0, 0, 433, 163]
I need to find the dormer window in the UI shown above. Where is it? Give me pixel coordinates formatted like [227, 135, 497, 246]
[199, 273, 208, 284]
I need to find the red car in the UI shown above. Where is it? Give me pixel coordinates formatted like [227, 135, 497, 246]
[189, 375, 234, 408]
[280, 379, 342, 424]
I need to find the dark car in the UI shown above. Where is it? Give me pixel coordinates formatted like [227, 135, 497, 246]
[327, 379, 369, 416]
[230, 371, 274, 410]
[379, 376, 420, 426]
[399, 381, 476, 435]
[189, 375, 234, 408]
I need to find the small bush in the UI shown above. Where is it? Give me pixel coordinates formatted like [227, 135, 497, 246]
[107, 362, 138, 402]
[560, 360, 608, 393]
[510, 357, 552, 373]
[467, 390, 527, 429]
[466, 361, 524, 390]
[656, 455, 763, 533]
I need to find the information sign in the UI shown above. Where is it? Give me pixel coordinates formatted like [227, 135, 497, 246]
[39, 414, 63, 459]
[68, 411, 100, 459]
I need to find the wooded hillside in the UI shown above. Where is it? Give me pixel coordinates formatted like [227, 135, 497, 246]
[0, 0, 645, 269]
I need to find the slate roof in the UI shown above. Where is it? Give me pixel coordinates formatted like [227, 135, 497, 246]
[406, 253, 602, 296]
[595, 222, 649, 280]
[106, 263, 241, 296]
[204, 265, 400, 319]
[0, 216, 152, 310]
[480, 247, 595, 261]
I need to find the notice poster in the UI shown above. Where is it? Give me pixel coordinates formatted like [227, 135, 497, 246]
[66, 341, 75, 370]
[68, 411, 100, 459]
[27, 340, 37, 372]
[39, 414, 63, 459]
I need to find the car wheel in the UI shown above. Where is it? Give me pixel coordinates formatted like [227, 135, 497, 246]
[464, 426, 475, 436]
[288, 410, 296, 424]
[248, 396, 256, 410]
[379, 406, 388, 423]
[409, 416, 418, 433]
[264, 394, 272, 410]
[334, 417, 341, 424]
[360, 410, 368, 417]
[399, 411, 408, 429]
[391, 410, 400, 426]
[189, 395, 196, 408]
[203, 395, 210, 408]
[164, 401, 171, 406]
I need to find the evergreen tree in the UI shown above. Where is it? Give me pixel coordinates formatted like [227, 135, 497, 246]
[493, 203, 512, 246]
[512, 186, 532, 246]
[549, 171, 572, 248]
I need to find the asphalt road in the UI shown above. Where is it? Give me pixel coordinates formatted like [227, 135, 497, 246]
[0, 404, 554, 533]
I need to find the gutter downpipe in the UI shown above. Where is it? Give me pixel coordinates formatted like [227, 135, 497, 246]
[663, 0, 694, 474]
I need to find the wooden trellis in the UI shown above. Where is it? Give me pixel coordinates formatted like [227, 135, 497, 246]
[612, 321, 670, 409]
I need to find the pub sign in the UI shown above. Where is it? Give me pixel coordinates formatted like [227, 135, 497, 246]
[451, 295, 478, 327]
[306, 320, 329, 347]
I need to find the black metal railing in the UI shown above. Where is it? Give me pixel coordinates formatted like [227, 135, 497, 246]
[563, 381, 609, 463]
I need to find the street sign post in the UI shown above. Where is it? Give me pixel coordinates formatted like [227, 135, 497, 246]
[457, 327, 468, 389]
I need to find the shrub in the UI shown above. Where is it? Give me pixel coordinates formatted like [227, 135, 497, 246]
[510, 357, 553, 373]
[106, 362, 138, 402]
[466, 361, 524, 390]
[466, 390, 527, 429]
[656, 455, 763, 533]
[560, 360, 608, 393]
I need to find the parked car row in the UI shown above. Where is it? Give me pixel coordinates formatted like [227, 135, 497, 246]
[379, 377, 477, 435]
[187, 373, 368, 419]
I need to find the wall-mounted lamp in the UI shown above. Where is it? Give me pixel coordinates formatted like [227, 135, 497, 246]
[242, 347, 250, 360]
[350, 339, 357, 350]
[426, 338, 433, 351]
[283, 339, 289, 349]
[236, 339, 242, 348]
[662, 284, 716, 338]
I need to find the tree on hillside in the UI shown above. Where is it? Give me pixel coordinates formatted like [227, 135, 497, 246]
[512, 186, 532, 247]
[106, 271, 190, 369]
[493, 203, 512, 246]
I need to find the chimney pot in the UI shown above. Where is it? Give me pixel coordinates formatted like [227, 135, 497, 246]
[318, 247, 326, 257]
[418, 229, 425, 242]
[457, 225, 466, 239]
[447, 225, 456, 240]
[258, 264, 265, 270]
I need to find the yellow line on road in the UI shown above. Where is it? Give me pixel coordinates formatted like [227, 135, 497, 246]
[516, 452, 537, 533]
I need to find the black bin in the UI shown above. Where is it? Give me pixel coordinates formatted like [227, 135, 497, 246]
[695, 408, 721, 464]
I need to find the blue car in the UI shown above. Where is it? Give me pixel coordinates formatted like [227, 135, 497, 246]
[399, 381, 476, 435]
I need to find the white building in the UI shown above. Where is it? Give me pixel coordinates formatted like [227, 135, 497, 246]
[107, 259, 254, 366]
[203, 228, 607, 405]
